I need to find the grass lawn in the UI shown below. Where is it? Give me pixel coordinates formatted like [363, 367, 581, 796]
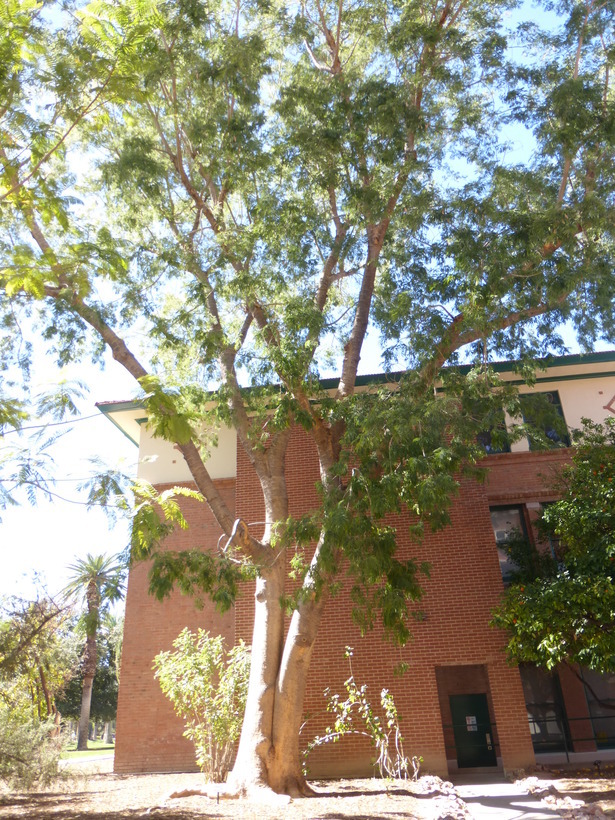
[62, 739, 115, 760]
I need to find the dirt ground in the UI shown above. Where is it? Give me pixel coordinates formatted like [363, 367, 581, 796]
[2, 757, 615, 819]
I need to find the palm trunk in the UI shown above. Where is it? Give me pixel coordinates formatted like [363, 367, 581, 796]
[77, 666, 95, 750]
[77, 583, 100, 751]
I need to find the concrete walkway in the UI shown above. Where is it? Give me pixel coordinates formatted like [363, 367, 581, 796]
[452, 775, 563, 819]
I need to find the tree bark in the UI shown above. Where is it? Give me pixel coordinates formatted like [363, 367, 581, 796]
[269, 539, 331, 796]
[77, 581, 100, 751]
[77, 661, 95, 750]
[227, 424, 340, 796]
[226, 448, 290, 794]
[103, 722, 114, 744]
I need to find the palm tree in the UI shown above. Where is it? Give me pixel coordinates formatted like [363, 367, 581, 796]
[63, 554, 125, 750]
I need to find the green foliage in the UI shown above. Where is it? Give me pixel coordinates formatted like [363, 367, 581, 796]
[0, 597, 80, 721]
[1, 0, 615, 772]
[304, 647, 422, 780]
[493, 418, 615, 673]
[56, 615, 123, 723]
[0, 595, 77, 789]
[130, 481, 203, 559]
[0, 709, 65, 791]
[153, 629, 250, 782]
[0, 382, 101, 515]
[147, 548, 245, 612]
[63, 553, 125, 638]
[498, 532, 558, 584]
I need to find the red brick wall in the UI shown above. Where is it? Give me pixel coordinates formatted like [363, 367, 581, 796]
[231, 429, 536, 777]
[114, 480, 236, 773]
[116, 433, 548, 776]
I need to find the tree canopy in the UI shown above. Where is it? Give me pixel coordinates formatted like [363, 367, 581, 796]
[1, 0, 614, 796]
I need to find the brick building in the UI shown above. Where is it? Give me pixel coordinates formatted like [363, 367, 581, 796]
[101, 352, 615, 777]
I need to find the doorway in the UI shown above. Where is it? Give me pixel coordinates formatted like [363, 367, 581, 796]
[449, 693, 497, 768]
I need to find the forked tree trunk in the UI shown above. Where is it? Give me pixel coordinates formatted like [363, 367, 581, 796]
[269, 578, 330, 794]
[226, 468, 294, 795]
[227, 561, 287, 793]
[227, 438, 342, 796]
[227, 563, 329, 797]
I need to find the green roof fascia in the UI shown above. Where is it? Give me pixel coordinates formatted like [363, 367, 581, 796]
[96, 350, 615, 437]
[95, 399, 145, 446]
[319, 350, 615, 391]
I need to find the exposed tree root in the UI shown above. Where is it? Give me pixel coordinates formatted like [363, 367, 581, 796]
[283, 777, 317, 798]
[167, 783, 292, 805]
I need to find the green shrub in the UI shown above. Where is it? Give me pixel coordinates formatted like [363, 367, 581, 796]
[304, 647, 422, 780]
[153, 629, 250, 782]
[0, 708, 65, 790]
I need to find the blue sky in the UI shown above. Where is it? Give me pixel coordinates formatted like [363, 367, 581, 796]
[1, 356, 138, 601]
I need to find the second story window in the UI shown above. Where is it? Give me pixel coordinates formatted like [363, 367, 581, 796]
[490, 505, 528, 581]
[519, 390, 570, 450]
[477, 412, 511, 454]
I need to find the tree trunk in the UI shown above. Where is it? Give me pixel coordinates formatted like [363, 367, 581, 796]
[226, 431, 343, 796]
[227, 557, 287, 792]
[226, 462, 293, 795]
[103, 721, 113, 744]
[269, 576, 330, 795]
[77, 672, 94, 750]
[77, 630, 98, 751]
[227, 528, 333, 796]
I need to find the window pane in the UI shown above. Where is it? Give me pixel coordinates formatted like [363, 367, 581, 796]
[519, 391, 570, 450]
[490, 506, 526, 580]
[519, 665, 569, 753]
[581, 668, 615, 748]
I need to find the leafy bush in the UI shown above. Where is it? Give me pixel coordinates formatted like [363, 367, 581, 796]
[0, 708, 65, 790]
[304, 647, 422, 780]
[153, 629, 250, 782]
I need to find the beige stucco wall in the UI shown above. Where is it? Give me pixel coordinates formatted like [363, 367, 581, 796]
[137, 423, 237, 483]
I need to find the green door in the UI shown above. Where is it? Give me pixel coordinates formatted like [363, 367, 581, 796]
[449, 693, 497, 768]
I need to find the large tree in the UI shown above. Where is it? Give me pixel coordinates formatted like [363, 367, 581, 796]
[1, 0, 615, 796]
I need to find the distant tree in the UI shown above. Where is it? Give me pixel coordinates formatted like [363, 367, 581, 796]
[0, 596, 79, 721]
[57, 613, 123, 733]
[63, 554, 125, 750]
[493, 419, 615, 676]
[0, 594, 79, 789]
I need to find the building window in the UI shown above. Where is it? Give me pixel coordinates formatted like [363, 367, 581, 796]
[519, 390, 570, 450]
[538, 501, 566, 564]
[519, 665, 570, 753]
[489, 505, 528, 581]
[581, 668, 615, 748]
[477, 415, 511, 454]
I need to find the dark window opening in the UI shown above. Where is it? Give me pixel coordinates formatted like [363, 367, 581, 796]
[519, 391, 570, 450]
[581, 668, 615, 749]
[477, 422, 511, 455]
[520, 665, 570, 753]
[489, 505, 528, 582]
[538, 501, 566, 564]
